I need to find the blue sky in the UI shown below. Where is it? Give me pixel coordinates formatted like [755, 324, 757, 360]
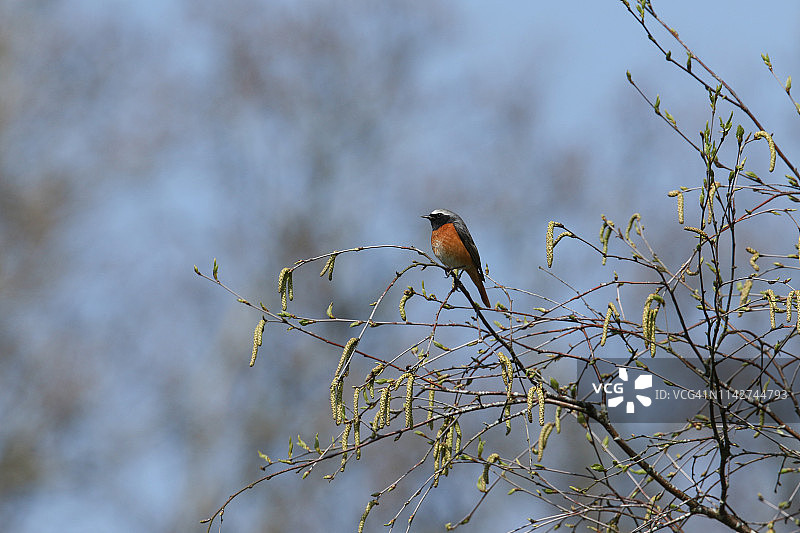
[2, 1, 799, 531]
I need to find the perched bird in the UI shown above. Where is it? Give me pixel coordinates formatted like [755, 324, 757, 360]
[422, 209, 491, 307]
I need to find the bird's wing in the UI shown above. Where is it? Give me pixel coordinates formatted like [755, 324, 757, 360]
[453, 220, 484, 281]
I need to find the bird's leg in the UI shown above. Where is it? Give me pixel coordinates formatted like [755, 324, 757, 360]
[445, 267, 463, 281]
[448, 268, 465, 292]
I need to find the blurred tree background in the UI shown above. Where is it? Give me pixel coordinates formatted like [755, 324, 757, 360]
[0, 1, 798, 531]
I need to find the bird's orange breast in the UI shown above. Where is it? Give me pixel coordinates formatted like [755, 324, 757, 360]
[431, 223, 474, 270]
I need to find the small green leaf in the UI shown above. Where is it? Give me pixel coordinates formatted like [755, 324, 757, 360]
[590, 463, 606, 471]
[297, 435, 310, 451]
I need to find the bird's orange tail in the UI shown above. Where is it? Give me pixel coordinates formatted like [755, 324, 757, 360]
[467, 268, 491, 307]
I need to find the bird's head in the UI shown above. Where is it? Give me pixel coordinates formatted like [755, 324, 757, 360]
[421, 209, 459, 229]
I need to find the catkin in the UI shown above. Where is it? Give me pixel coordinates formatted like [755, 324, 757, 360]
[754, 131, 776, 172]
[250, 318, 265, 366]
[546, 221, 556, 268]
[668, 190, 685, 224]
[404, 374, 414, 427]
[537, 422, 555, 461]
[601, 303, 619, 346]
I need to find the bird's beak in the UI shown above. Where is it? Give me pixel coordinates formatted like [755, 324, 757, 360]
[421, 214, 431, 220]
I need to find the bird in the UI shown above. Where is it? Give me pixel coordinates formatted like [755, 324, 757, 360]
[422, 209, 491, 307]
